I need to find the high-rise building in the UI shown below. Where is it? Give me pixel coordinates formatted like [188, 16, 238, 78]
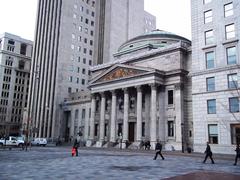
[0, 33, 33, 137]
[94, 0, 156, 65]
[29, 0, 155, 140]
[191, 0, 240, 154]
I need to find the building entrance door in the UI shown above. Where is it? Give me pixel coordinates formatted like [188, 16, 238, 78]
[128, 122, 135, 142]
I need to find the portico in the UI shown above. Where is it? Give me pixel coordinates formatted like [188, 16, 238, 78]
[82, 30, 192, 150]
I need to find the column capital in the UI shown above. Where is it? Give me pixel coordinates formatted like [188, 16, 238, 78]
[110, 90, 116, 95]
[135, 85, 142, 92]
[149, 83, 158, 90]
[123, 88, 128, 94]
[100, 92, 106, 97]
[90, 93, 96, 99]
[174, 83, 184, 90]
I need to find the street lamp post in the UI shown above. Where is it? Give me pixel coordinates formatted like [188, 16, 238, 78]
[181, 123, 184, 153]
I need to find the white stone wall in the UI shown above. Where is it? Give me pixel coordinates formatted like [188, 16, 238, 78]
[191, 0, 240, 154]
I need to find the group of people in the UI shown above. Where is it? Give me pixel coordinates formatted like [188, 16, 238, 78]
[153, 141, 240, 166]
[70, 138, 240, 165]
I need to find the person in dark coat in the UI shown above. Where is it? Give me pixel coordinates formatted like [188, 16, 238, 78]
[153, 140, 164, 160]
[73, 139, 79, 156]
[203, 142, 214, 164]
[234, 144, 240, 165]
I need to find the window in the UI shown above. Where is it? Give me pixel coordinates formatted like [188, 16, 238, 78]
[205, 51, 214, 69]
[90, 31, 94, 36]
[168, 121, 174, 137]
[206, 77, 215, 91]
[19, 60, 25, 69]
[204, 0, 212, 4]
[231, 124, 240, 145]
[91, 11, 95, 17]
[82, 109, 86, 119]
[83, 48, 87, 54]
[76, 77, 79, 84]
[207, 99, 216, 114]
[90, 40, 93, 46]
[204, 10, 212, 23]
[168, 90, 173, 105]
[91, 21, 94, 26]
[83, 58, 86, 64]
[69, 76, 73, 82]
[68, 87, 72, 93]
[73, 14, 77, 19]
[85, 18, 89, 24]
[229, 97, 239, 113]
[82, 79, 85, 85]
[208, 124, 218, 144]
[225, 24, 235, 39]
[228, 74, 238, 89]
[8, 40, 15, 45]
[89, 50, 92, 55]
[82, 68, 86, 74]
[205, 30, 214, 45]
[75, 109, 79, 119]
[227, 46, 237, 65]
[84, 38, 87, 43]
[224, 3, 233, 17]
[20, 44, 27, 55]
[85, 28, 88, 34]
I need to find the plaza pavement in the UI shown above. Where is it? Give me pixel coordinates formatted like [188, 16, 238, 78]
[0, 146, 239, 180]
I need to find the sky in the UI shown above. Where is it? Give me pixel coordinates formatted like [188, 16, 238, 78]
[0, 0, 191, 41]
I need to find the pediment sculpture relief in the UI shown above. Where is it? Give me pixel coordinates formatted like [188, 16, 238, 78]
[99, 67, 145, 82]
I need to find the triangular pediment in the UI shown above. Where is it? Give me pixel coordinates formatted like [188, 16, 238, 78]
[91, 64, 154, 84]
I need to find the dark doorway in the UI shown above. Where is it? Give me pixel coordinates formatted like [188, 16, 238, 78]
[128, 122, 135, 142]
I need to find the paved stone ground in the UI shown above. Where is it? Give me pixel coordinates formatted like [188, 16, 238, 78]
[0, 147, 240, 180]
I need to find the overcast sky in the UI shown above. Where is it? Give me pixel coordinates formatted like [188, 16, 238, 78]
[0, 0, 191, 41]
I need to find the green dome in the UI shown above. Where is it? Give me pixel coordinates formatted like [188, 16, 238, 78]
[117, 29, 191, 53]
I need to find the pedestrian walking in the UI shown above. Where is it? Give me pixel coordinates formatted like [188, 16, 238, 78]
[73, 139, 79, 156]
[234, 144, 240, 165]
[203, 142, 214, 164]
[153, 140, 164, 160]
[71, 146, 76, 156]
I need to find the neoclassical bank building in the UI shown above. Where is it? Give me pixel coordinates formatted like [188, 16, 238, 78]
[63, 30, 192, 150]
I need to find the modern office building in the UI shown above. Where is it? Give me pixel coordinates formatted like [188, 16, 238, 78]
[191, 0, 240, 154]
[93, 0, 156, 65]
[0, 33, 33, 137]
[29, 0, 155, 140]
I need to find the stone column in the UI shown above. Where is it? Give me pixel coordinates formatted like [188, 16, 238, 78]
[110, 90, 117, 142]
[123, 88, 129, 142]
[88, 94, 96, 144]
[150, 84, 157, 148]
[136, 86, 142, 142]
[99, 92, 106, 142]
[175, 83, 184, 148]
[70, 109, 75, 139]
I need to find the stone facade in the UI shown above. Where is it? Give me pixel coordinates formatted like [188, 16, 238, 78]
[191, 0, 240, 154]
[0, 33, 33, 136]
[65, 30, 192, 150]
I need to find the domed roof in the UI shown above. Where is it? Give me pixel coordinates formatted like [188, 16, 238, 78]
[117, 29, 191, 53]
